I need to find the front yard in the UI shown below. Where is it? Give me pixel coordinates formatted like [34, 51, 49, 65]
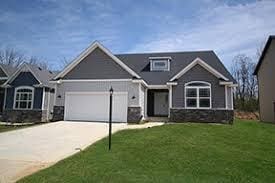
[19, 119, 275, 183]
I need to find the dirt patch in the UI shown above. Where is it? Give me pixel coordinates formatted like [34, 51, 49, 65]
[235, 111, 259, 120]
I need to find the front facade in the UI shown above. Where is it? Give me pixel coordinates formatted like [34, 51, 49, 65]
[1, 63, 55, 122]
[52, 41, 236, 124]
[254, 35, 275, 122]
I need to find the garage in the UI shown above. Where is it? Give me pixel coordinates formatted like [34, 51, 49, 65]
[64, 92, 128, 122]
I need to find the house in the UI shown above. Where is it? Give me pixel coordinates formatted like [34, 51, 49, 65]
[0, 64, 17, 114]
[254, 35, 275, 122]
[51, 41, 237, 124]
[1, 63, 56, 122]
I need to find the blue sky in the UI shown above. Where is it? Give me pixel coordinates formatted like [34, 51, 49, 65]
[0, 0, 274, 70]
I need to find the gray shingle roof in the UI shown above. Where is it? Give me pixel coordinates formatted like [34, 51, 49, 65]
[25, 63, 56, 86]
[115, 51, 235, 85]
[0, 64, 17, 77]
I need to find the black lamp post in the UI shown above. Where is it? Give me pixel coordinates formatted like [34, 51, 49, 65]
[108, 87, 113, 150]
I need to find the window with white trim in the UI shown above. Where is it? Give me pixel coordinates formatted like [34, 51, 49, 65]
[14, 87, 34, 109]
[185, 81, 211, 109]
[150, 59, 170, 71]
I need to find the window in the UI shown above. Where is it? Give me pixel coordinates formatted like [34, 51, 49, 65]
[14, 87, 34, 110]
[185, 81, 211, 109]
[150, 58, 170, 71]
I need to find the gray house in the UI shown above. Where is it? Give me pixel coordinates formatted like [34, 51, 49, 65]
[2, 63, 56, 122]
[254, 35, 275, 122]
[51, 41, 237, 124]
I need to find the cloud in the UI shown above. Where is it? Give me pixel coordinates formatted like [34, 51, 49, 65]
[130, 0, 275, 68]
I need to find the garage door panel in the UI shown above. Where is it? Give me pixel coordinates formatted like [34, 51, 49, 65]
[65, 92, 127, 122]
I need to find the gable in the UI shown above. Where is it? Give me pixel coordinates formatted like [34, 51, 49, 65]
[63, 47, 133, 79]
[257, 40, 275, 76]
[10, 71, 40, 87]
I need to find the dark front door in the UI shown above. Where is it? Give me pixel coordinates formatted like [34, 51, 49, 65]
[147, 89, 169, 117]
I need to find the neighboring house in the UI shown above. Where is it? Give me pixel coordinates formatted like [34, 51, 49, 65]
[254, 35, 275, 122]
[51, 41, 237, 124]
[1, 63, 56, 122]
[0, 64, 17, 114]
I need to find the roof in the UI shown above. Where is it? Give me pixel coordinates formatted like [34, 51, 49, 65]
[26, 63, 56, 86]
[254, 35, 275, 75]
[115, 51, 236, 85]
[4, 63, 56, 87]
[0, 64, 17, 77]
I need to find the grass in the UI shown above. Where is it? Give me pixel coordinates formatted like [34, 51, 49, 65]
[19, 119, 275, 183]
[0, 125, 28, 133]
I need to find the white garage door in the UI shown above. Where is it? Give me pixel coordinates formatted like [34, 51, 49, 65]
[64, 92, 128, 122]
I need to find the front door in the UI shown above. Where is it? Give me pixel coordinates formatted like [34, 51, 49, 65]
[154, 92, 168, 116]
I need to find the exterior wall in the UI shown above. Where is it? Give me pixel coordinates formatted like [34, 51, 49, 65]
[2, 109, 42, 123]
[170, 108, 234, 124]
[55, 81, 139, 107]
[5, 72, 43, 110]
[63, 47, 132, 79]
[257, 40, 275, 122]
[172, 64, 226, 108]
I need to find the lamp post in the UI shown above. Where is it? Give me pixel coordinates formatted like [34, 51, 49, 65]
[108, 87, 113, 150]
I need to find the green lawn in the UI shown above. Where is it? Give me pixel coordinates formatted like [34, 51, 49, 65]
[0, 125, 27, 133]
[19, 120, 275, 183]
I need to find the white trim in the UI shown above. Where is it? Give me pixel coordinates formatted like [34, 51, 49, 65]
[66, 91, 128, 95]
[225, 85, 228, 109]
[54, 41, 141, 80]
[54, 83, 57, 106]
[0, 77, 8, 80]
[42, 87, 45, 110]
[219, 81, 238, 87]
[150, 59, 170, 71]
[144, 88, 148, 118]
[231, 87, 234, 110]
[148, 56, 172, 60]
[128, 105, 141, 107]
[184, 81, 212, 109]
[168, 85, 172, 117]
[166, 82, 178, 86]
[3, 63, 42, 86]
[147, 85, 168, 89]
[13, 86, 34, 110]
[170, 57, 229, 81]
[0, 65, 10, 77]
[46, 90, 51, 121]
[51, 79, 132, 83]
[139, 83, 142, 106]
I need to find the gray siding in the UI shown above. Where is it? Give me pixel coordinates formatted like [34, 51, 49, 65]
[55, 81, 139, 107]
[63, 47, 132, 79]
[172, 64, 226, 108]
[257, 40, 275, 122]
[5, 72, 43, 109]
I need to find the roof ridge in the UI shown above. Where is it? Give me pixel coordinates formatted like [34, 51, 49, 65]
[115, 50, 214, 56]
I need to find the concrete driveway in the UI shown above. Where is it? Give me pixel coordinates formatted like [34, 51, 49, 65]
[0, 121, 163, 182]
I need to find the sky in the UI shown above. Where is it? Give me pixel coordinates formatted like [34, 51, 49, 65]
[0, 0, 274, 70]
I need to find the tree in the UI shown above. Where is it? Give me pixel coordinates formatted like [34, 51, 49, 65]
[0, 47, 25, 67]
[231, 54, 258, 112]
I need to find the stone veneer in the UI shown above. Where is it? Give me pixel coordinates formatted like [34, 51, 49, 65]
[169, 108, 234, 124]
[127, 107, 142, 123]
[2, 109, 42, 123]
[52, 106, 64, 121]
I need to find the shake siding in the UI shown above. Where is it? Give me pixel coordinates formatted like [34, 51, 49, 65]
[172, 64, 226, 108]
[56, 81, 139, 107]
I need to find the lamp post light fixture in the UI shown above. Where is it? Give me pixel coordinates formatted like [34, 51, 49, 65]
[108, 87, 113, 150]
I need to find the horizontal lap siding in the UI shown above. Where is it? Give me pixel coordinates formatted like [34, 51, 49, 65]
[55, 81, 139, 107]
[172, 64, 225, 108]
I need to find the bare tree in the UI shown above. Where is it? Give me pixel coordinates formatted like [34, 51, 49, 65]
[29, 56, 49, 70]
[231, 54, 258, 111]
[0, 47, 25, 67]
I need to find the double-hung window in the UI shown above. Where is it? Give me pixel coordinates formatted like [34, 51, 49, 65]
[185, 81, 211, 109]
[14, 86, 34, 110]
